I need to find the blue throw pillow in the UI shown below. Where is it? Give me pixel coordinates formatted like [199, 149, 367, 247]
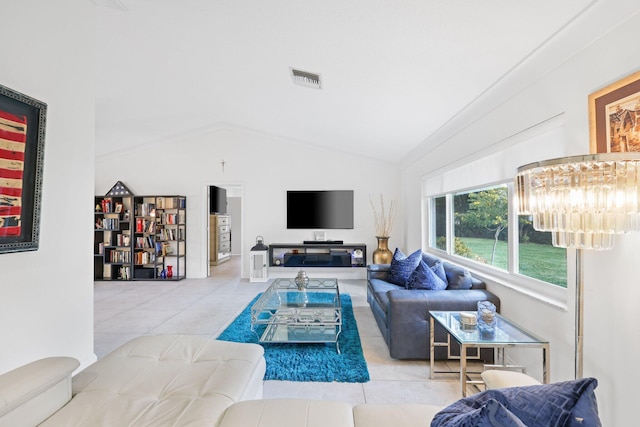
[388, 248, 422, 288]
[443, 262, 474, 290]
[431, 378, 601, 427]
[407, 260, 448, 290]
[421, 253, 447, 283]
[431, 398, 526, 427]
[421, 252, 441, 267]
[431, 261, 448, 284]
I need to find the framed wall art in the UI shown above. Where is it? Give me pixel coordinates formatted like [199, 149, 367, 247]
[589, 70, 640, 153]
[0, 84, 47, 254]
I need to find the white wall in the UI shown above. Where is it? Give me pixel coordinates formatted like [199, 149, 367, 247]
[96, 126, 401, 279]
[401, 2, 640, 425]
[0, 1, 96, 373]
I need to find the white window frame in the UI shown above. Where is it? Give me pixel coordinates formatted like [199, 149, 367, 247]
[426, 181, 570, 309]
[421, 116, 573, 308]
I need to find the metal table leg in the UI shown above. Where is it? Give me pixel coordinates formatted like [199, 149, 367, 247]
[461, 343, 467, 397]
[430, 316, 435, 379]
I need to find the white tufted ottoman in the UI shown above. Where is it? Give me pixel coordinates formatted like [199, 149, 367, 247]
[40, 335, 266, 426]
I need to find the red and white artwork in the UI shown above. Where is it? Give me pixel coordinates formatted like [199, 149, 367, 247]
[0, 109, 27, 237]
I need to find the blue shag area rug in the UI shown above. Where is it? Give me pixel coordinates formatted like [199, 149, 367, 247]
[217, 293, 370, 383]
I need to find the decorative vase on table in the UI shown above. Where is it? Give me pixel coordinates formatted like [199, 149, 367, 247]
[372, 236, 393, 264]
[294, 270, 309, 305]
[477, 300, 496, 338]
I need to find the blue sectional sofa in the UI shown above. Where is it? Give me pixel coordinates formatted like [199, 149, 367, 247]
[367, 251, 501, 360]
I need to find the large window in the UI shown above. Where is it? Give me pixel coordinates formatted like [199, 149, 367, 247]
[431, 183, 567, 288]
[517, 215, 567, 287]
[454, 185, 509, 269]
[433, 196, 446, 251]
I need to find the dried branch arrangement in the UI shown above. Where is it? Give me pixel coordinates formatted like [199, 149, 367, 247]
[370, 195, 398, 237]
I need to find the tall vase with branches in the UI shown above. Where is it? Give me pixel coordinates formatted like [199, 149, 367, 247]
[370, 195, 398, 264]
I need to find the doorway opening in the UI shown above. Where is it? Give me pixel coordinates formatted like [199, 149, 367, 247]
[207, 184, 243, 277]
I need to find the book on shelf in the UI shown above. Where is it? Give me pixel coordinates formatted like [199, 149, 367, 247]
[100, 198, 112, 213]
[135, 218, 155, 234]
[135, 235, 155, 249]
[159, 197, 186, 210]
[158, 228, 178, 241]
[109, 249, 131, 264]
[135, 203, 156, 217]
[135, 251, 156, 265]
[97, 218, 119, 230]
[161, 213, 177, 224]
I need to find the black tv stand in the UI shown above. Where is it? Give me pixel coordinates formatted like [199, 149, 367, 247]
[269, 242, 365, 268]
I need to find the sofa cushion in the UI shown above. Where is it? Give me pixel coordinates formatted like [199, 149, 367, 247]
[407, 260, 447, 290]
[443, 262, 474, 290]
[40, 335, 266, 427]
[219, 399, 354, 427]
[369, 278, 403, 315]
[353, 403, 442, 426]
[431, 377, 601, 427]
[388, 248, 422, 288]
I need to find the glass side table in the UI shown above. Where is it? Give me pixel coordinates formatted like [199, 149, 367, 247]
[429, 311, 550, 397]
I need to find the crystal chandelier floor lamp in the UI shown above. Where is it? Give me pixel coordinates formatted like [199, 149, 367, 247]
[515, 153, 640, 379]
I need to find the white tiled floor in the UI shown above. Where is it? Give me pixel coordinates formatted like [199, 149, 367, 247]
[94, 256, 465, 407]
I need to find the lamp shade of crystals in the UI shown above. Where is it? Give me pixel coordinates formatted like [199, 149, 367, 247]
[515, 153, 640, 250]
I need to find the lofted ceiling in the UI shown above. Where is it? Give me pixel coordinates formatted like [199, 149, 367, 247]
[95, 0, 594, 163]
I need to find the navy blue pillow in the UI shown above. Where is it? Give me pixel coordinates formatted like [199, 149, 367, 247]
[407, 260, 448, 290]
[388, 248, 422, 288]
[431, 378, 601, 427]
[431, 398, 526, 427]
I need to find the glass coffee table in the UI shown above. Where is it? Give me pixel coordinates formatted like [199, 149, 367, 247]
[429, 311, 550, 397]
[251, 277, 342, 353]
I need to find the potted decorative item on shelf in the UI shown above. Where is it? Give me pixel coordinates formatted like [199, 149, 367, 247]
[370, 194, 398, 264]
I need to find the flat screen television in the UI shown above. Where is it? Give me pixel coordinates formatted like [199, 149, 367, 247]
[209, 186, 227, 214]
[287, 190, 354, 229]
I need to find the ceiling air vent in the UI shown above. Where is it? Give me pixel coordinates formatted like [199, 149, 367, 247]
[290, 68, 322, 90]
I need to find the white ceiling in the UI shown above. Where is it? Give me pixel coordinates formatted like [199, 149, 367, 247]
[95, 0, 594, 163]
